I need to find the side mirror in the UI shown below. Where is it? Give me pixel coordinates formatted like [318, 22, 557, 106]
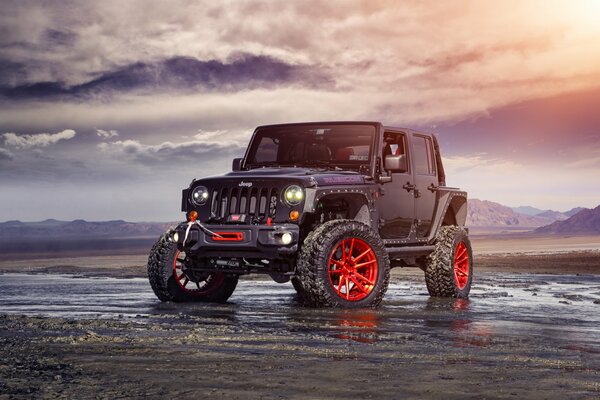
[232, 158, 243, 171]
[384, 154, 408, 173]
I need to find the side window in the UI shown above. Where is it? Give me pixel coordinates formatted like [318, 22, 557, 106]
[382, 132, 407, 158]
[413, 135, 436, 175]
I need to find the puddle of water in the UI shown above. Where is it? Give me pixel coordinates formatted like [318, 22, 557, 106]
[1, 272, 599, 350]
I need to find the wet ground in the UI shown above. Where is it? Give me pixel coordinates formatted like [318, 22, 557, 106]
[1, 270, 600, 399]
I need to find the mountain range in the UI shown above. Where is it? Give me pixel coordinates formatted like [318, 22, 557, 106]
[534, 205, 600, 234]
[0, 219, 174, 239]
[466, 199, 586, 227]
[0, 200, 597, 239]
[510, 205, 585, 218]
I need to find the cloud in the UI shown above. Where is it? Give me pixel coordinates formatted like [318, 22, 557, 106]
[98, 130, 245, 165]
[0, 147, 14, 160]
[0, 54, 331, 100]
[442, 154, 516, 173]
[442, 153, 600, 210]
[96, 128, 119, 138]
[2, 129, 76, 149]
[1, 1, 600, 220]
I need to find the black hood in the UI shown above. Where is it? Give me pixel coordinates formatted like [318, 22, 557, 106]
[195, 167, 366, 187]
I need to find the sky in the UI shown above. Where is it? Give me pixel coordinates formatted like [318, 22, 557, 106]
[1, 0, 599, 222]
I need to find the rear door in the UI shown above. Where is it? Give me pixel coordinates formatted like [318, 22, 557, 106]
[410, 134, 439, 238]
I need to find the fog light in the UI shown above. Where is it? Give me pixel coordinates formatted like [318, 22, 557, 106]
[289, 210, 300, 221]
[171, 232, 179, 242]
[281, 232, 293, 245]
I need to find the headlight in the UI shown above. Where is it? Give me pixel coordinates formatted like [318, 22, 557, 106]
[283, 185, 304, 206]
[191, 186, 210, 206]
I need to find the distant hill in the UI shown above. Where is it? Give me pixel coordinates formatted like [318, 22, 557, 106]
[510, 205, 586, 219]
[535, 210, 569, 222]
[564, 207, 587, 217]
[468, 199, 560, 227]
[535, 206, 600, 234]
[510, 205, 547, 216]
[0, 219, 175, 240]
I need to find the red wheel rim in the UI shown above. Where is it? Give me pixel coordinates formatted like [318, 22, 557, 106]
[328, 238, 378, 302]
[173, 251, 224, 295]
[453, 241, 470, 290]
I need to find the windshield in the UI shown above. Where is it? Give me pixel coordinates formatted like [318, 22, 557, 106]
[245, 124, 376, 170]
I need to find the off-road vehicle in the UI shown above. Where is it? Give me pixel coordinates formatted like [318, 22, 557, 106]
[148, 122, 472, 308]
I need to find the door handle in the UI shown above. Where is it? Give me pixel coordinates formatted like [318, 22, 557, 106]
[427, 183, 439, 192]
[403, 182, 416, 192]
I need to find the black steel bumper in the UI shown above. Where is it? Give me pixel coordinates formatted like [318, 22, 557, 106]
[173, 222, 300, 259]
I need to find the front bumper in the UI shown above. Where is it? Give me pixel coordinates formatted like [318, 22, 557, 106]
[173, 222, 300, 259]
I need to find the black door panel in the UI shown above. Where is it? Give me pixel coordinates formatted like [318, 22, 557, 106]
[410, 134, 438, 238]
[378, 131, 414, 239]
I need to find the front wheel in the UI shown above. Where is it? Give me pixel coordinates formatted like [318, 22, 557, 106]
[147, 232, 238, 302]
[296, 220, 390, 308]
[424, 226, 473, 298]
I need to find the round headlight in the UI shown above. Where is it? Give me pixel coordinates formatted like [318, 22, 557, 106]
[191, 186, 210, 206]
[281, 232, 293, 245]
[283, 185, 304, 206]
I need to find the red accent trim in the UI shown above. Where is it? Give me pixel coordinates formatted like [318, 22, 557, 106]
[327, 238, 378, 302]
[212, 232, 244, 241]
[453, 241, 470, 289]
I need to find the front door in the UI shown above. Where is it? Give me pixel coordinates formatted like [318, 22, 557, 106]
[410, 134, 438, 238]
[378, 131, 415, 239]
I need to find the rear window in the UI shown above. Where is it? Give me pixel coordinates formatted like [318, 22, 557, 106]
[413, 135, 436, 175]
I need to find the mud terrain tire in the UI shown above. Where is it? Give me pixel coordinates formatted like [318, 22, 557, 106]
[147, 231, 238, 303]
[424, 226, 473, 298]
[297, 220, 390, 308]
[291, 276, 307, 297]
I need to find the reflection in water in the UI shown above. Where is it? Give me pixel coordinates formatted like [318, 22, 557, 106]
[452, 298, 471, 312]
[422, 298, 492, 348]
[1, 273, 600, 353]
[332, 309, 381, 343]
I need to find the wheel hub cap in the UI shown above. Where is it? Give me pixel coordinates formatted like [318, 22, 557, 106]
[328, 238, 378, 301]
[453, 241, 470, 290]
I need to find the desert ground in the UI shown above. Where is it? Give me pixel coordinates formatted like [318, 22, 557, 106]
[1, 233, 599, 399]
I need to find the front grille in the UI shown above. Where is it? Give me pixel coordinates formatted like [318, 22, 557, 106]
[209, 186, 278, 222]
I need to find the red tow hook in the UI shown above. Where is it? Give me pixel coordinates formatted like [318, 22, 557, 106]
[267, 217, 273, 226]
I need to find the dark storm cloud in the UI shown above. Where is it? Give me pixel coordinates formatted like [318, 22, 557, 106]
[0, 60, 27, 86]
[0, 54, 332, 100]
[43, 28, 77, 47]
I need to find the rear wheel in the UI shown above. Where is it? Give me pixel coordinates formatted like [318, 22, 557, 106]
[147, 232, 238, 302]
[297, 220, 390, 308]
[424, 226, 473, 298]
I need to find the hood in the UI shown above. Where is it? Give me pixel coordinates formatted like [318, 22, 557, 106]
[194, 167, 366, 188]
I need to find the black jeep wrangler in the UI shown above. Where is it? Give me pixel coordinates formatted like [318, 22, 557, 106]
[148, 122, 472, 308]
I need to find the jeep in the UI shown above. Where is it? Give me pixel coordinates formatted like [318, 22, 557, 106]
[148, 121, 472, 308]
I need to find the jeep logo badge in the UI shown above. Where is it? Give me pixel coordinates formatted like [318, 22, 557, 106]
[239, 181, 253, 187]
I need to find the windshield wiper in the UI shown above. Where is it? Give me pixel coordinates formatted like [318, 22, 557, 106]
[246, 161, 294, 169]
[303, 160, 342, 171]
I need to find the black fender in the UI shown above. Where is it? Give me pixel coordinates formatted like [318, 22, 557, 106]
[427, 189, 467, 244]
[303, 186, 379, 231]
